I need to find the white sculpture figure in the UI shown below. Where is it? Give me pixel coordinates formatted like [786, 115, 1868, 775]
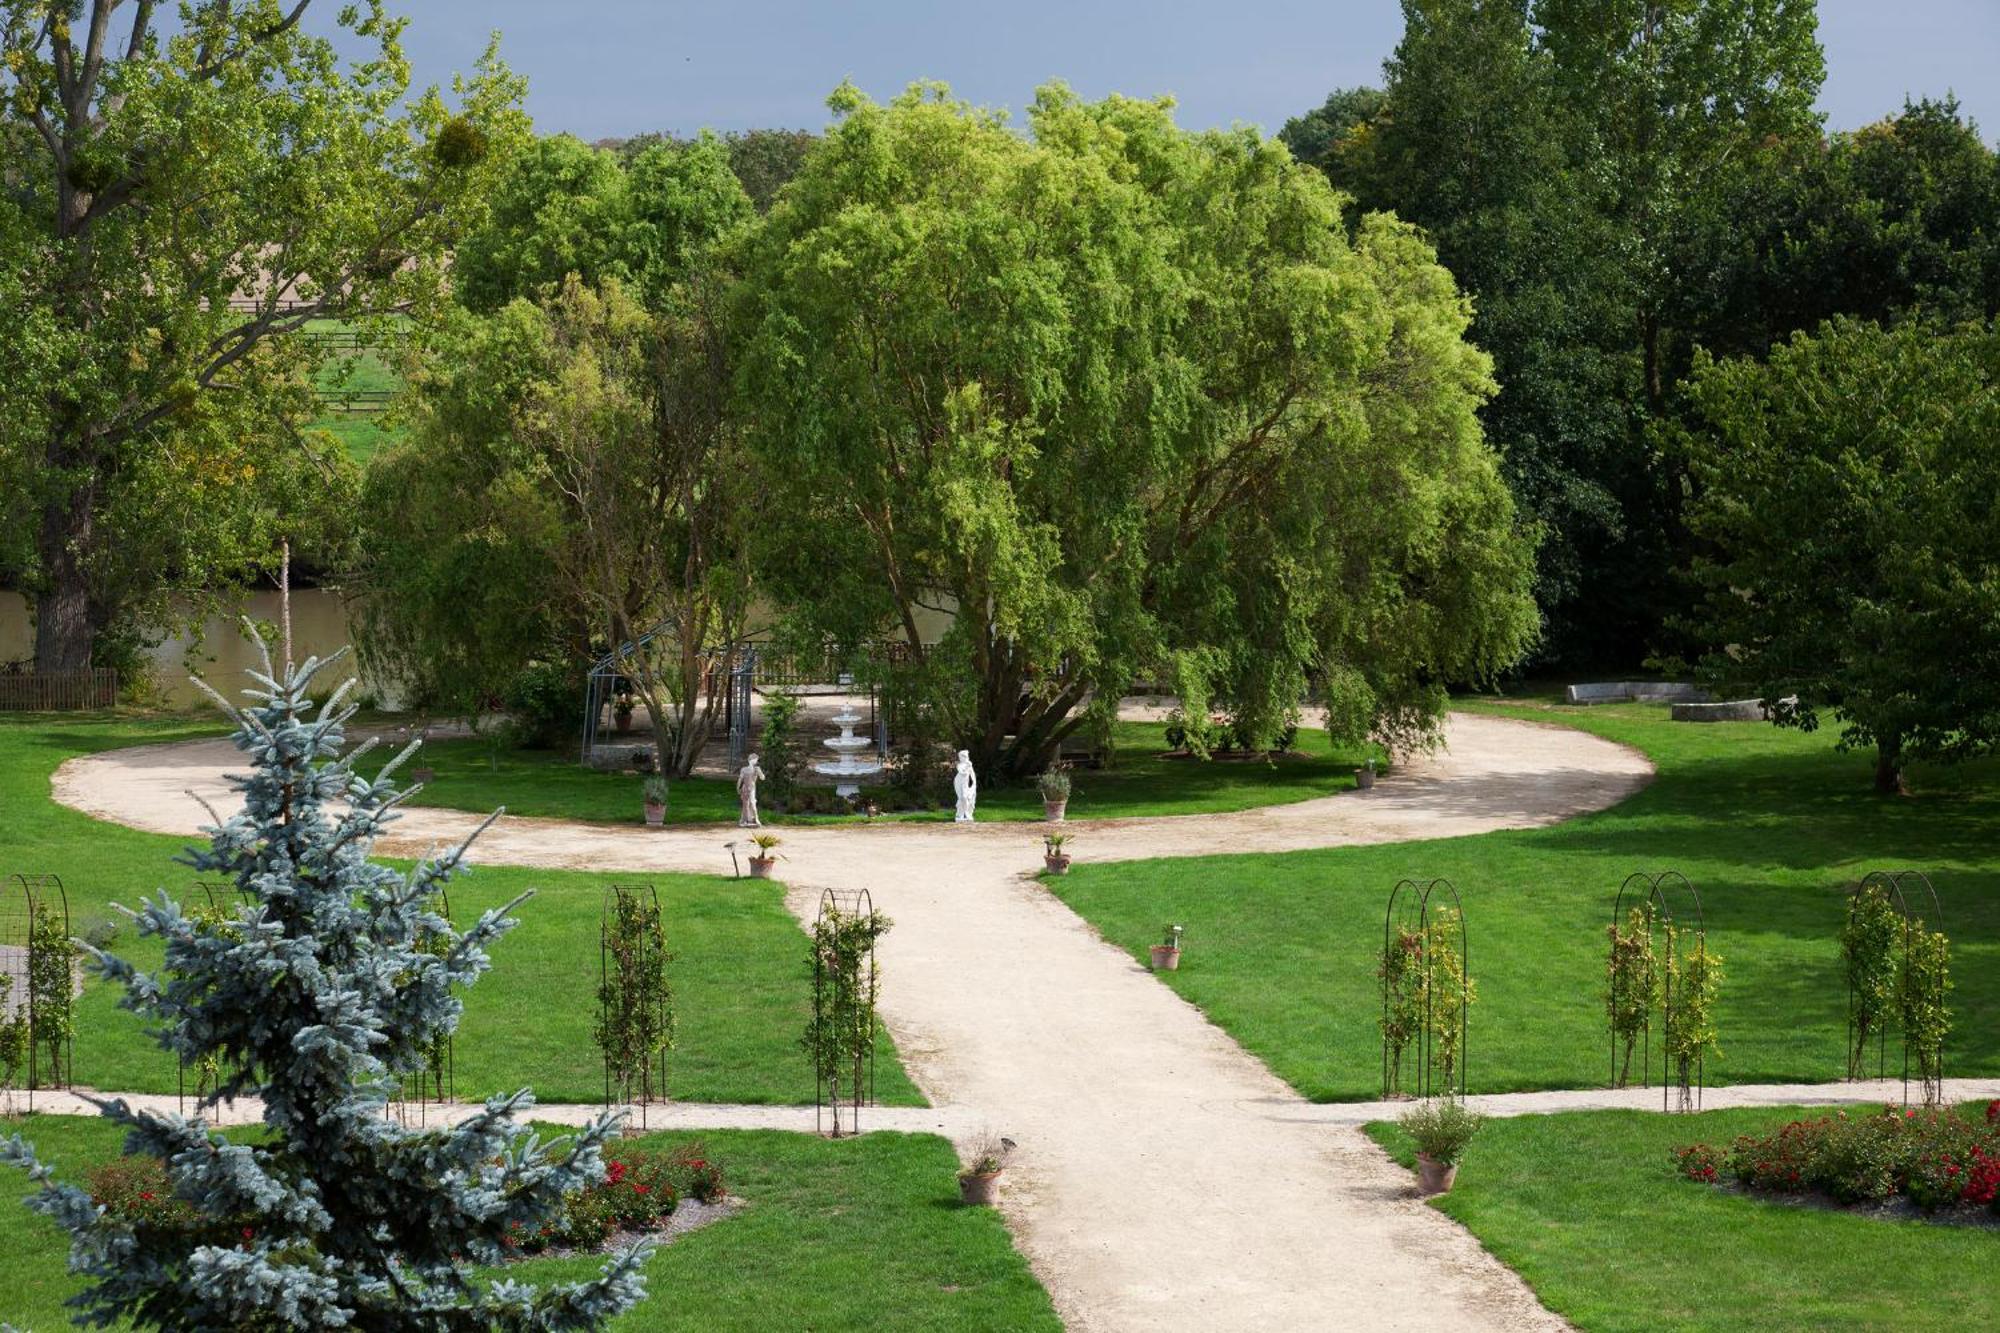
[953, 749, 979, 823]
[737, 752, 767, 827]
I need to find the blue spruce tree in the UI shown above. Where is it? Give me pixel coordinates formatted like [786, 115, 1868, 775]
[3, 639, 651, 1329]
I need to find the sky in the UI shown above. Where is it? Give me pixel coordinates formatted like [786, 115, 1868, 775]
[351, 1, 1997, 142]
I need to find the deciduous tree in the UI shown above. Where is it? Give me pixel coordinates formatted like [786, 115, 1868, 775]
[1679, 318, 2000, 791]
[0, 1, 527, 671]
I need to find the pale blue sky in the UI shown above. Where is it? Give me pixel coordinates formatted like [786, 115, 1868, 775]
[361, 1, 1996, 140]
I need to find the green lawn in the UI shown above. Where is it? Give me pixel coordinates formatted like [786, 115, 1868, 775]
[0, 1116, 1057, 1331]
[0, 714, 922, 1107]
[1049, 699, 2000, 1100]
[1366, 1104, 2000, 1331]
[308, 412, 406, 468]
[405, 719, 1376, 826]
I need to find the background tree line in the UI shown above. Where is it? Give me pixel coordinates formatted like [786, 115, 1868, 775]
[1282, 0, 2000, 671]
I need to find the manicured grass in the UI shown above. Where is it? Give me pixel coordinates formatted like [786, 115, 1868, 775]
[1365, 1104, 2000, 1331]
[1050, 700, 2000, 1100]
[0, 714, 921, 1106]
[308, 412, 405, 467]
[0, 1116, 1057, 1331]
[404, 719, 1375, 826]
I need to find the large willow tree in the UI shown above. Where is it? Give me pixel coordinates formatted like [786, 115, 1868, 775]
[737, 83, 1538, 776]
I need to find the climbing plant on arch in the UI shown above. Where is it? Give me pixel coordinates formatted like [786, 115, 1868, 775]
[1608, 872, 1719, 1112]
[1379, 878, 1472, 1101]
[807, 888, 889, 1137]
[1845, 869, 1951, 1106]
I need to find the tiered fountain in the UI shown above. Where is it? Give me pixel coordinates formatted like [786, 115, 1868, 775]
[813, 705, 884, 800]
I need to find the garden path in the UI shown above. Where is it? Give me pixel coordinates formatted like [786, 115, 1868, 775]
[53, 711, 1651, 1332]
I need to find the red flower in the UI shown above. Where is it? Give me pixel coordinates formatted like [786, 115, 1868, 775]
[138, 1191, 155, 1202]
[633, 1183, 649, 1195]
[242, 1227, 254, 1241]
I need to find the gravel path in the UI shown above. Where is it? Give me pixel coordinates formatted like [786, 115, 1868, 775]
[51, 710, 1653, 1332]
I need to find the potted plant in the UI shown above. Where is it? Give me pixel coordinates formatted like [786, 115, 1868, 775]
[1038, 766, 1072, 821]
[1149, 924, 1184, 972]
[1397, 1098, 1483, 1195]
[1043, 834, 1072, 875]
[613, 693, 635, 735]
[409, 763, 437, 786]
[957, 1133, 1013, 1206]
[748, 832, 784, 879]
[1356, 758, 1376, 790]
[641, 774, 669, 827]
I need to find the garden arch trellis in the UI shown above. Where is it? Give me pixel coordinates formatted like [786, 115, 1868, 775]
[599, 882, 672, 1129]
[175, 881, 253, 1115]
[395, 886, 457, 1125]
[811, 886, 881, 1136]
[1848, 869, 1945, 1107]
[1609, 870, 1706, 1112]
[579, 619, 749, 767]
[1379, 877, 1470, 1101]
[3, 873, 73, 1106]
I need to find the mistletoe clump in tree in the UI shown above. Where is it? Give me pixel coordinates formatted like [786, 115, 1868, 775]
[2, 639, 650, 1330]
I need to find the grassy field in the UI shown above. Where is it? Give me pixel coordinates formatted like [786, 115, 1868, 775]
[0, 714, 922, 1106]
[1366, 1103, 2000, 1331]
[405, 719, 1377, 826]
[305, 318, 405, 467]
[1049, 699, 2000, 1101]
[0, 1116, 1057, 1331]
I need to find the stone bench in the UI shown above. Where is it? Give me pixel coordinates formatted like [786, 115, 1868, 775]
[1671, 698, 1774, 723]
[1563, 681, 1710, 705]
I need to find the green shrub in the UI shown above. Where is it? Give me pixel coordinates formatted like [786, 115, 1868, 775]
[505, 661, 581, 750]
[1397, 1098, 1484, 1165]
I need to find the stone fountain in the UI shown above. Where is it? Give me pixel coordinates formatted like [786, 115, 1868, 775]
[813, 704, 884, 800]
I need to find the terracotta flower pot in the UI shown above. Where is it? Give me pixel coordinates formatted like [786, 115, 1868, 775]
[958, 1170, 1001, 1206]
[1044, 854, 1072, 876]
[1149, 944, 1181, 972]
[748, 855, 777, 879]
[410, 766, 436, 786]
[1043, 799, 1067, 822]
[643, 801, 665, 828]
[1415, 1154, 1458, 1196]
[614, 713, 633, 735]
[1356, 767, 1376, 790]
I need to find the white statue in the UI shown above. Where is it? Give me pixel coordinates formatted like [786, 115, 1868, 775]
[953, 749, 978, 823]
[737, 752, 768, 827]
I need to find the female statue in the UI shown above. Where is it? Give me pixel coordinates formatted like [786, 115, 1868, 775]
[952, 749, 978, 822]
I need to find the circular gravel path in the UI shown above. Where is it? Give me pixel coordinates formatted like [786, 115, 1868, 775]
[52, 711, 1652, 1332]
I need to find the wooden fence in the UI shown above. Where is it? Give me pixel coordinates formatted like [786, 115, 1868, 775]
[0, 669, 119, 711]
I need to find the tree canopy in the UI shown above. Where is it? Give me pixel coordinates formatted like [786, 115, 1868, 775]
[0, 0, 527, 672]
[736, 82, 1538, 775]
[1679, 318, 2000, 791]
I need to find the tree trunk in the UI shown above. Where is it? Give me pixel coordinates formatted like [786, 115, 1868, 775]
[1873, 737, 1903, 795]
[32, 470, 99, 672]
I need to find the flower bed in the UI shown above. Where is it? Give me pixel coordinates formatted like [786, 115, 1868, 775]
[1673, 1100, 2000, 1217]
[89, 1140, 728, 1258]
[509, 1141, 727, 1255]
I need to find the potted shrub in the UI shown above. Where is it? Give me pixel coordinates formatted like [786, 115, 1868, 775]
[1038, 766, 1072, 821]
[641, 774, 669, 827]
[748, 833, 784, 879]
[957, 1134, 1012, 1206]
[1356, 758, 1376, 790]
[409, 764, 437, 786]
[1397, 1098, 1482, 1196]
[613, 693, 635, 735]
[1043, 834, 1072, 875]
[1149, 924, 1184, 972]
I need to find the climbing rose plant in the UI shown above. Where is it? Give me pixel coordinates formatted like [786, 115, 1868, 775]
[2, 643, 651, 1330]
[1606, 904, 1658, 1088]
[1900, 922, 1952, 1107]
[595, 887, 676, 1110]
[804, 904, 890, 1136]
[1664, 929, 1722, 1112]
[1842, 882, 1903, 1080]
[1424, 909, 1474, 1096]
[1379, 927, 1424, 1097]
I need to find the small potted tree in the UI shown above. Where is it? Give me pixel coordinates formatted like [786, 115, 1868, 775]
[1397, 1098, 1482, 1195]
[641, 774, 670, 826]
[957, 1133, 1012, 1206]
[748, 833, 784, 879]
[613, 692, 635, 735]
[1038, 766, 1071, 821]
[1043, 834, 1072, 875]
[1149, 923, 1183, 972]
[1356, 758, 1376, 790]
